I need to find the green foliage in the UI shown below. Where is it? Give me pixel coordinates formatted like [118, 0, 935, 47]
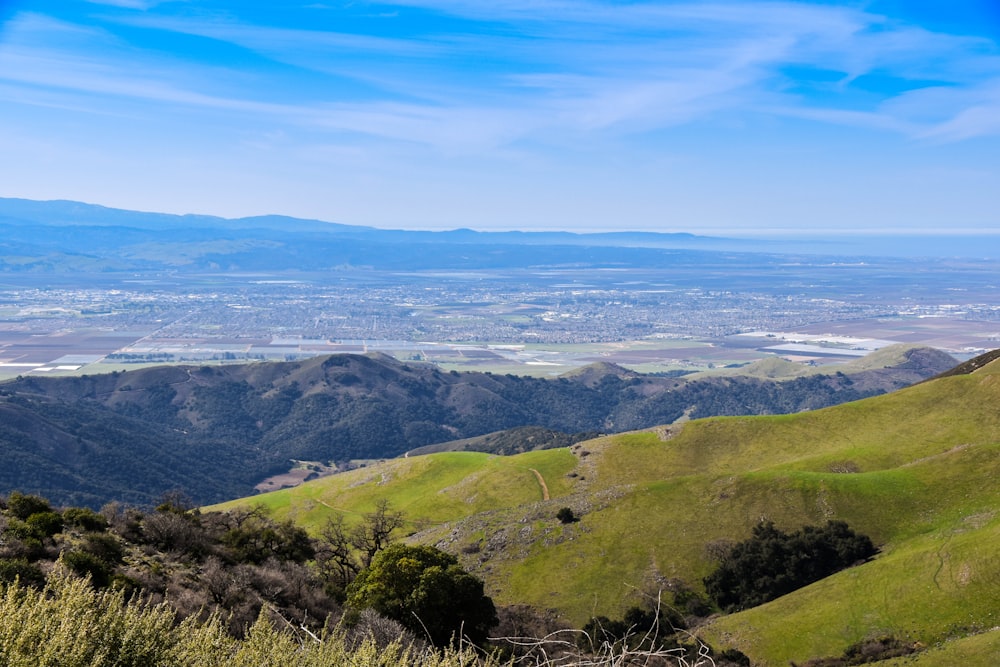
[703, 520, 876, 612]
[221, 515, 315, 565]
[61, 551, 114, 588]
[346, 543, 498, 647]
[0, 567, 498, 666]
[25, 511, 63, 538]
[0, 558, 45, 588]
[63, 507, 109, 532]
[79, 531, 126, 565]
[3, 518, 44, 542]
[0, 495, 339, 639]
[578, 605, 685, 652]
[6, 492, 52, 521]
[556, 507, 576, 524]
[0, 567, 177, 666]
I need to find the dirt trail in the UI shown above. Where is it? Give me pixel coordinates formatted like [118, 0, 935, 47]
[528, 468, 550, 501]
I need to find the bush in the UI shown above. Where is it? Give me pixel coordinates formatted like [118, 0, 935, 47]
[793, 634, 920, 666]
[556, 507, 577, 524]
[26, 511, 64, 538]
[3, 518, 44, 542]
[578, 604, 685, 652]
[221, 516, 315, 565]
[80, 531, 126, 565]
[63, 507, 109, 532]
[6, 492, 52, 521]
[346, 544, 498, 648]
[0, 569, 497, 666]
[61, 550, 113, 588]
[0, 557, 45, 588]
[704, 520, 877, 612]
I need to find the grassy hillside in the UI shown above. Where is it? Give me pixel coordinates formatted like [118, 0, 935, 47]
[213, 354, 1000, 665]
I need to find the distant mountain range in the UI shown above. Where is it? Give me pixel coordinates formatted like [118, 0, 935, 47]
[3, 197, 999, 271]
[0, 345, 956, 508]
[0, 197, 761, 273]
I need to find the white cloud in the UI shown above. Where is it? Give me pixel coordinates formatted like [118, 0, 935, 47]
[5, 0, 1000, 159]
[916, 82, 1000, 141]
[83, 0, 167, 9]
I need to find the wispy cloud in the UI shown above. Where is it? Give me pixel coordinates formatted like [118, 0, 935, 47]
[916, 82, 1000, 142]
[2, 1, 998, 229]
[83, 0, 169, 9]
[4, 2, 1000, 165]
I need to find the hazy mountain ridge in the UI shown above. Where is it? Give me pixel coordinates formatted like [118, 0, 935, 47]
[0, 345, 955, 507]
[0, 197, 752, 273]
[5, 198, 1000, 268]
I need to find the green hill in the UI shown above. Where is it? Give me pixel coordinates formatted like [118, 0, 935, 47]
[211, 352, 1000, 665]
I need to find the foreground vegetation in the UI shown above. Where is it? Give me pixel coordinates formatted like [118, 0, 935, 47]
[0, 489, 756, 666]
[0, 568, 497, 667]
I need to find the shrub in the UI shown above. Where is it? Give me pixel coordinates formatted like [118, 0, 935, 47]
[62, 550, 113, 588]
[0, 568, 177, 667]
[80, 531, 126, 565]
[346, 543, 498, 648]
[793, 634, 920, 666]
[26, 511, 64, 538]
[3, 518, 44, 542]
[0, 567, 500, 666]
[704, 520, 877, 612]
[222, 516, 315, 565]
[556, 507, 577, 524]
[0, 558, 45, 588]
[6, 492, 52, 521]
[63, 507, 109, 532]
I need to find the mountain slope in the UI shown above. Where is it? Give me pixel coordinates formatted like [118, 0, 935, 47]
[210, 353, 1000, 665]
[0, 347, 955, 507]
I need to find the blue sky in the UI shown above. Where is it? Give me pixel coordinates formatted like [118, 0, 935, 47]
[1, 1, 998, 234]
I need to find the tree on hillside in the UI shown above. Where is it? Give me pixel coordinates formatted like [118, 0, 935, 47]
[345, 543, 498, 648]
[316, 499, 404, 595]
[704, 520, 877, 612]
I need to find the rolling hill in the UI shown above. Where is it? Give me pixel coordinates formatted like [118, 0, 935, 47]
[209, 350, 1000, 665]
[0, 346, 955, 507]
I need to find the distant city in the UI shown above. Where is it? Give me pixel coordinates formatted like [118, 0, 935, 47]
[2, 263, 997, 379]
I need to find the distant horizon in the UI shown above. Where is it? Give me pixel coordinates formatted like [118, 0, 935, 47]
[4, 194, 1000, 240]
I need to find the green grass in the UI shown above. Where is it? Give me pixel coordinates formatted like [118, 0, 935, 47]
[211, 359, 1000, 664]
[701, 515, 1000, 665]
[209, 449, 579, 533]
[874, 629, 1000, 667]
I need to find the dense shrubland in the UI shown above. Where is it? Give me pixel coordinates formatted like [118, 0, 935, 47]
[0, 491, 494, 649]
[0, 569, 496, 667]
